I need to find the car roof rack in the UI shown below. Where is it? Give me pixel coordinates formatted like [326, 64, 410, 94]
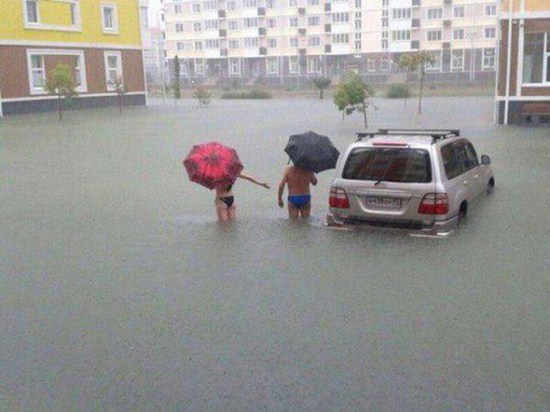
[356, 128, 460, 143]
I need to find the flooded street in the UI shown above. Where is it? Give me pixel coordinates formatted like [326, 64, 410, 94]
[1, 97, 549, 411]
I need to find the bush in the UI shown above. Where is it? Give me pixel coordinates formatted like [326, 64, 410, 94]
[221, 90, 272, 99]
[386, 83, 410, 98]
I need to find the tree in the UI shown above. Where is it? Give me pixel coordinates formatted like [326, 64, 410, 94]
[397, 51, 435, 115]
[109, 77, 128, 114]
[332, 72, 375, 128]
[193, 86, 211, 107]
[173, 55, 181, 99]
[312, 77, 332, 99]
[45, 64, 78, 121]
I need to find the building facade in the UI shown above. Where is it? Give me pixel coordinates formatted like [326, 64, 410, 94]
[141, 0, 168, 85]
[0, 0, 146, 116]
[163, 0, 499, 85]
[496, 0, 550, 124]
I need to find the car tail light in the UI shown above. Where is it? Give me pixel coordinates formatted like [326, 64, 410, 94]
[329, 187, 350, 209]
[418, 193, 449, 215]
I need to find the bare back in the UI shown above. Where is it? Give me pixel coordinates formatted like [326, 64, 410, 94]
[284, 166, 317, 195]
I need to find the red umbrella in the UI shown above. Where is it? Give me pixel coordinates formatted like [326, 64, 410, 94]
[183, 142, 244, 190]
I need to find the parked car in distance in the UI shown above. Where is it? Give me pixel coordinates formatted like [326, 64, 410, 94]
[327, 129, 494, 236]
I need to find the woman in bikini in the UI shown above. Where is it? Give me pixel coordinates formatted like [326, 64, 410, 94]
[215, 171, 270, 221]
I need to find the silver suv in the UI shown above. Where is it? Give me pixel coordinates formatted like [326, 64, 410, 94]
[326, 129, 494, 236]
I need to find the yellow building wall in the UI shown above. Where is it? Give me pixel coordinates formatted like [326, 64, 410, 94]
[0, 0, 141, 46]
[501, 0, 550, 12]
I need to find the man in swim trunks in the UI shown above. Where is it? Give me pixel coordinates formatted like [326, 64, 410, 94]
[277, 165, 318, 218]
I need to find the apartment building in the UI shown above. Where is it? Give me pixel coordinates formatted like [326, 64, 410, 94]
[163, 0, 499, 84]
[0, 0, 146, 116]
[496, 0, 550, 124]
[141, 0, 168, 84]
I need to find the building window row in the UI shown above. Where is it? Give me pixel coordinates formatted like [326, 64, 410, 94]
[523, 32, 550, 85]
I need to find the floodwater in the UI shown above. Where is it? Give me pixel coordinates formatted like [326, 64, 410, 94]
[1, 97, 549, 411]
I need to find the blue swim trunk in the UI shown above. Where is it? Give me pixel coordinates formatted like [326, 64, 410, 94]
[288, 194, 311, 209]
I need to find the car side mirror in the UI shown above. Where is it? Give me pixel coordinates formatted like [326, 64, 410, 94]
[481, 155, 491, 165]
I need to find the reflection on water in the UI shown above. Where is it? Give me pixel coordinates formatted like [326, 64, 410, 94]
[1, 98, 549, 411]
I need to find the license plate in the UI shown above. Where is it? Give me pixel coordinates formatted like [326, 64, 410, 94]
[365, 196, 401, 209]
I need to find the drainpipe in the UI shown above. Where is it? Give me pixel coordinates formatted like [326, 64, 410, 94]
[504, 0, 514, 125]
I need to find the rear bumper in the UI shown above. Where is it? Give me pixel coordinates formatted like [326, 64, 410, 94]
[326, 212, 459, 237]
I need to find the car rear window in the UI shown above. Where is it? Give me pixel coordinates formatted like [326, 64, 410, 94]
[342, 147, 432, 183]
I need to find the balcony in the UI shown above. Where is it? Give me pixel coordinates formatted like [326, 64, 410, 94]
[324, 3, 331, 12]
[325, 44, 331, 53]
[219, 29, 227, 37]
[259, 27, 266, 36]
[298, 7, 306, 15]
[218, 10, 226, 18]
[259, 47, 267, 55]
[443, 20, 451, 28]
[258, 7, 265, 16]
[411, 40, 420, 49]
[324, 24, 331, 33]
[299, 48, 307, 55]
[412, 18, 420, 29]
[412, 0, 421, 7]
[299, 28, 306, 35]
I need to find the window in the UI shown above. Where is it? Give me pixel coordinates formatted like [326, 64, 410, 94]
[242, 0, 257, 7]
[522, 33, 550, 84]
[485, 4, 497, 16]
[195, 60, 205, 76]
[267, 0, 276, 8]
[453, 29, 464, 40]
[195, 41, 203, 50]
[332, 34, 349, 44]
[30, 55, 45, 91]
[227, 1, 237, 10]
[332, 13, 349, 24]
[101, 3, 118, 34]
[244, 38, 259, 47]
[355, 19, 361, 30]
[205, 39, 219, 48]
[307, 56, 321, 74]
[342, 148, 432, 183]
[70, 3, 78, 26]
[288, 0, 297, 6]
[308, 16, 320, 26]
[427, 8, 442, 20]
[26, 0, 38, 23]
[454, 141, 479, 172]
[441, 144, 461, 180]
[104, 52, 122, 90]
[230, 59, 240, 75]
[381, 58, 389, 71]
[204, 20, 218, 30]
[451, 49, 464, 71]
[308, 0, 320, 5]
[355, 0, 361, 8]
[267, 18, 277, 28]
[382, 39, 388, 49]
[180, 63, 188, 77]
[268, 38, 277, 48]
[308, 36, 320, 47]
[482, 48, 495, 70]
[228, 20, 238, 30]
[453, 6, 464, 18]
[267, 57, 278, 75]
[289, 37, 299, 47]
[368, 59, 376, 72]
[382, 0, 389, 6]
[289, 17, 298, 27]
[289, 56, 298, 74]
[192, 3, 200, 12]
[425, 52, 441, 71]
[392, 8, 411, 20]
[177, 42, 185, 51]
[427, 30, 442, 41]
[177, 23, 185, 32]
[174, 4, 183, 13]
[73, 56, 82, 87]
[382, 18, 388, 28]
[141, 6, 148, 28]
[228, 40, 239, 49]
[484, 27, 496, 39]
[392, 30, 410, 41]
[203, 0, 217, 10]
[244, 18, 258, 28]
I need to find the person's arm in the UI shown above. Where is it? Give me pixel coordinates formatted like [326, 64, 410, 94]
[277, 171, 288, 208]
[238, 171, 270, 189]
[310, 172, 318, 186]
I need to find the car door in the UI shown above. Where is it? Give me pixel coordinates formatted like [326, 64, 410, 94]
[454, 140, 482, 199]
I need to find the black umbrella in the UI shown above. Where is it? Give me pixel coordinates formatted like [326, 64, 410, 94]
[284, 131, 340, 173]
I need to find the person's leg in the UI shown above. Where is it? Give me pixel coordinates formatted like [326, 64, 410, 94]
[216, 204, 229, 221]
[227, 205, 237, 220]
[287, 203, 300, 218]
[300, 202, 311, 218]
